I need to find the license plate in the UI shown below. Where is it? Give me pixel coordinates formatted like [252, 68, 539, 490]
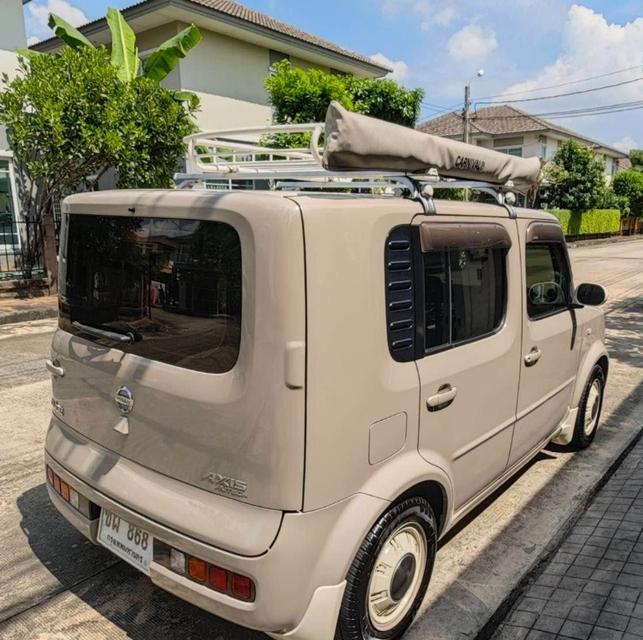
[98, 509, 152, 575]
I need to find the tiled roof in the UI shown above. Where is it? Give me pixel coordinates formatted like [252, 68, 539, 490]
[32, 0, 389, 72]
[418, 104, 627, 157]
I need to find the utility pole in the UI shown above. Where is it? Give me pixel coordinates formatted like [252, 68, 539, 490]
[463, 83, 471, 145]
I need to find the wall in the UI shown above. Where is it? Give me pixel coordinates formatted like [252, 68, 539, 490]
[136, 23, 182, 90]
[179, 26, 270, 105]
[0, 0, 27, 152]
[0, 0, 28, 54]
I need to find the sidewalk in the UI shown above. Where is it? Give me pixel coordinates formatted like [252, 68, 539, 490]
[493, 436, 643, 640]
[567, 236, 643, 249]
[0, 295, 58, 326]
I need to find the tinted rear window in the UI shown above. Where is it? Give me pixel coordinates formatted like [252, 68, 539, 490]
[59, 214, 242, 373]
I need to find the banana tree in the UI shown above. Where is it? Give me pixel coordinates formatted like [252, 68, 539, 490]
[23, 8, 202, 87]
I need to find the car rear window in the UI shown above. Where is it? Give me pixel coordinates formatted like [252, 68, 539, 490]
[59, 214, 242, 373]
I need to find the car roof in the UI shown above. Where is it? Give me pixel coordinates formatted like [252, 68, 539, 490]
[63, 189, 559, 223]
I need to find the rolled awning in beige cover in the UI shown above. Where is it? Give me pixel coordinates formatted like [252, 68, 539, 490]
[322, 101, 542, 194]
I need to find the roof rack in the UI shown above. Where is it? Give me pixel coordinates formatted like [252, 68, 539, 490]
[175, 122, 519, 215]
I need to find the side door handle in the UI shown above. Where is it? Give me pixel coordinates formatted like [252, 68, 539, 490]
[524, 347, 542, 367]
[427, 384, 457, 411]
[46, 359, 65, 377]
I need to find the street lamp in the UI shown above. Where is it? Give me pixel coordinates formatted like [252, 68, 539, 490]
[463, 68, 485, 145]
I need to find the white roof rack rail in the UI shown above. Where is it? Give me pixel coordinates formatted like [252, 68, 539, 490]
[176, 110, 531, 216]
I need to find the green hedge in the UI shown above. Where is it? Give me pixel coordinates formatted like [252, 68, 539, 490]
[546, 209, 621, 236]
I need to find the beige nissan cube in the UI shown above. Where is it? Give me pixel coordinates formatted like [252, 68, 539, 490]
[44, 104, 608, 640]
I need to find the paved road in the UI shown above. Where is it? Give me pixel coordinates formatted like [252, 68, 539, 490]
[0, 239, 641, 640]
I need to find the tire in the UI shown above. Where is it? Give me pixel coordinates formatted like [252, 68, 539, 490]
[336, 497, 437, 640]
[570, 364, 605, 450]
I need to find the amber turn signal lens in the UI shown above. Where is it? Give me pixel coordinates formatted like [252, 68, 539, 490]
[60, 480, 70, 502]
[187, 557, 207, 582]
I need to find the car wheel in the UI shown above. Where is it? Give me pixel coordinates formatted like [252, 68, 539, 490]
[570, 364, 605, 450]
[336, 497, 437, 640]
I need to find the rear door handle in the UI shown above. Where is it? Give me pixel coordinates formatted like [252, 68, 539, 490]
[524, 347, 542, 366]
[46, 359, 65, 377]
[427, 384, 457, 411]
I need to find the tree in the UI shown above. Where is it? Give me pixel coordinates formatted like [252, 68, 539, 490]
[629, 149, 643, 172]
[613, 170, 643, 217]
[547, 140, 607, 211]
[0, 47, 197, 218]
[264, 60, 424, 145]
[0, 7, 202, 284]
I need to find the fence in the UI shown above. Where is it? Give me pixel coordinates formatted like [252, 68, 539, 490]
[0, 219, 46, 281]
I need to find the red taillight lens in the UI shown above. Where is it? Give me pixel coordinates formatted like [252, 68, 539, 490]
[231, 573, 253, 601]
[162, 545, 255, 601]
[53, 474, 61, 494]
[187, 557, 207, 582]
[208, 565, 228, 593]
[46, 466, 54, 485]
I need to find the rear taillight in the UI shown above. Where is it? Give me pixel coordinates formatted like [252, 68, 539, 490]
[46, 465, 98, 520]
[155, 541, 255, 602]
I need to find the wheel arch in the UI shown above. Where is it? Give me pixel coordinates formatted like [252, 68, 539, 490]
[572, 343, 609, 408]
[391, 480, 448, 537]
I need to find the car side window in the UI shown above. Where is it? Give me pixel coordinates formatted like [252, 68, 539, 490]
[423, 247, 506, 351]
[525, 242, 571, 319]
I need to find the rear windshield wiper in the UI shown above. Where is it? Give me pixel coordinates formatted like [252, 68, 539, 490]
[72, 321, 135, 344]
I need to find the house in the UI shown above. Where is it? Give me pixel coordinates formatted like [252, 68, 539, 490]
[0, 0, 386, 286]
[418, 104, 628, 183]
[0, 1, 32, 281]
[31, 0, 390, 131]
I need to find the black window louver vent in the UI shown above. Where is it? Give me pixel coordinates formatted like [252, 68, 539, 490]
[385, 226, 420, 362]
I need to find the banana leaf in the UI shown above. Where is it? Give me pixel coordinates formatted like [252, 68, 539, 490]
[144, 24, 202, 82]
[48, 13, 93, 49]
[106, 8, 139, 82]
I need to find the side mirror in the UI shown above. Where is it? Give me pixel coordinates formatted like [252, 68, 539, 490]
[576, 283, 607, 306]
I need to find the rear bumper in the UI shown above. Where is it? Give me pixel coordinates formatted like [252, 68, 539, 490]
[45, 420, 388, 637]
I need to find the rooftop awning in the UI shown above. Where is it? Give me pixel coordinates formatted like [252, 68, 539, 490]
[322, 101, 542, 194]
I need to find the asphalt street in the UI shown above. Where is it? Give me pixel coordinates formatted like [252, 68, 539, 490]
[0, 238, 642, 640]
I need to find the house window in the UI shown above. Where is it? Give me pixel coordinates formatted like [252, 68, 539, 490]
[0, 160, 17, 225]
[0, 159, 21, 274]
[495, 147, 523, 157]
[269, 50, 289, 71]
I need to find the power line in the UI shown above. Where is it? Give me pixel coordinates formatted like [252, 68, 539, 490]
[476, 65, 642, 101]
[474, 100, 643, 122]
[476, 76, 643, 105]
[542, 105, 643, 119]
[473, 98, 643, 119]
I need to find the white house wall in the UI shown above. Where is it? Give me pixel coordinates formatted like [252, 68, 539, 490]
[179, 26, 271, 106]
[189, 92, 272, 130]
[0, 1, 28, 54]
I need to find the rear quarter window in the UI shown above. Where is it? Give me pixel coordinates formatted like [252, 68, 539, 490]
[59, 214, 242, 373]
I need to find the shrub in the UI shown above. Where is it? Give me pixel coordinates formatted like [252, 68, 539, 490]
[547, 209, 621, 236]
[264, 60, 424, 149]
[613, 170, 643, 217]
[547, 140, 607, 211]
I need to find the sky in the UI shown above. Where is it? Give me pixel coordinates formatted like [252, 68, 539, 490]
[23, 0, 643, 152]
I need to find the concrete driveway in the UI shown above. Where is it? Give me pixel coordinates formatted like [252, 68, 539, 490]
[0, 238, 642, 640]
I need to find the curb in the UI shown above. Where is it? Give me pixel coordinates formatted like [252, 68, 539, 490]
[567, 236, 643, 248]
[0, 307, 58, 326]
[476, 406, 643, 639]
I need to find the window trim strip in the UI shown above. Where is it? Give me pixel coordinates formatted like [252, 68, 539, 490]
[419, 222, 512, 252]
